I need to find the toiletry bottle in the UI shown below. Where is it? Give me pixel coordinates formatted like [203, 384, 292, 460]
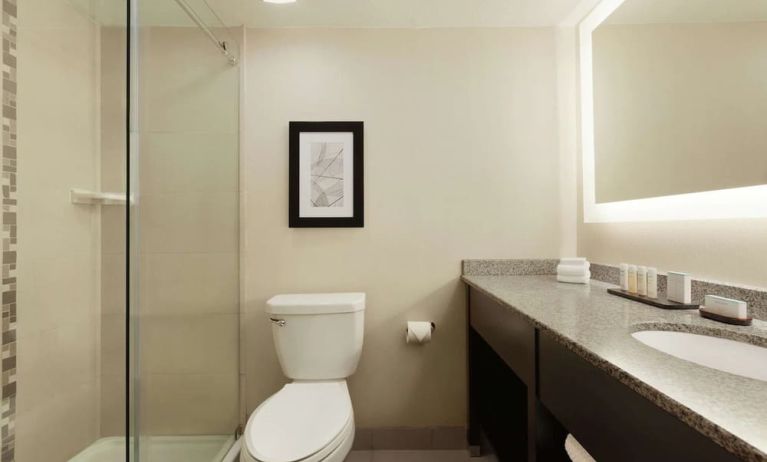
[619, 263, 629, 291]
[637, 266, 647, 296]
[647, 267, 658, 299]
[628, 265, 637, 294]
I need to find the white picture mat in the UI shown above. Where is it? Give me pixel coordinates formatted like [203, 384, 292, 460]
[580, 0, 767, 222]
[299, 132, 355, 218]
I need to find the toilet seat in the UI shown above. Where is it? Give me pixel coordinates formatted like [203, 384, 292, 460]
[243, 381, 353, 462]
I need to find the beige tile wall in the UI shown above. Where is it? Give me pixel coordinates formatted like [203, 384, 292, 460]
[136, 26, 240, 437]
[16, 0, 102, 459]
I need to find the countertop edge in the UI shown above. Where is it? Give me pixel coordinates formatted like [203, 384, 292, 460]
[462, 275, 767, 462]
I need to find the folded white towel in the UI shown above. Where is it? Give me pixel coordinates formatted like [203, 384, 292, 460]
[565, 434, 596, 462]
[558, 260, 590, 268]
[560, 257, 588, 265]
[557, 265, 591, 277]
[557, 274, 590, 284]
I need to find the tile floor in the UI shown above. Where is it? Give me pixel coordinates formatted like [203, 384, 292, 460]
[346, 450, 480, 462]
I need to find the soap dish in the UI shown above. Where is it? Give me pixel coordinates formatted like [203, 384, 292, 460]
[699, 307, 753, 326]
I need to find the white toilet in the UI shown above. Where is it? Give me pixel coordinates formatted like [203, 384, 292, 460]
[241, 293, 366, 462]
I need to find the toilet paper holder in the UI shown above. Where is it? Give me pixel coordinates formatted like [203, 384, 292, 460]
[405, 322, 436, 333]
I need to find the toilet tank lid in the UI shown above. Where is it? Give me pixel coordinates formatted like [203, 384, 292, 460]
[266, 292, 366, 315]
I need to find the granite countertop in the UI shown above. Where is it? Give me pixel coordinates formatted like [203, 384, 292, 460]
[462, 275, 767, 462]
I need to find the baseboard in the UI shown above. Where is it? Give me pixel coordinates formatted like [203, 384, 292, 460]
[353, 426, 467, 451]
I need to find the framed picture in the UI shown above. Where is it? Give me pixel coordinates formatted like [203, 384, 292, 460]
[289, 121, 364, 228]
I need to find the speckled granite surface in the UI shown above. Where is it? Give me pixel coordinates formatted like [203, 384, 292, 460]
[464, 260, 767, 321]
[589, 263, 621, 285]
[591, 263, 767, 321]
[462, 259, 558, 276]
[462, 275, 767, 462]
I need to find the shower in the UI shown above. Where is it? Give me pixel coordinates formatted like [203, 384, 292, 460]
[4, 0, 241, 460]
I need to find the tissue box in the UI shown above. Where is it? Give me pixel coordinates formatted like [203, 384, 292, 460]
[667, 272, 691, 304]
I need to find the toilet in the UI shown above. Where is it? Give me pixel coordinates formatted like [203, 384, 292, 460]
[241, 293, 366, 462]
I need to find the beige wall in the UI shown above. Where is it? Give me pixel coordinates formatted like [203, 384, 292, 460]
[16, 0, 102, 459]
[136, 27, 240, 436]
[578, 219, 767, 289]
[593, 22, 767, 203]
[242, 27, 565, 427]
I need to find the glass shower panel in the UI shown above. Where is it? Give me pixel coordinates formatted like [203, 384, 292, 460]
[100, 1, 130, 454]
[12, 0, 128, 461]
[130, 0, 240, 460]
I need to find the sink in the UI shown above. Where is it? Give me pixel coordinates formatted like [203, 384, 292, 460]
[632, 330, 767, 382]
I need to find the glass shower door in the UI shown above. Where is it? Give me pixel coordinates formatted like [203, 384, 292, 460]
[11, 0, 129, 460]
[128, 0, 240, 460]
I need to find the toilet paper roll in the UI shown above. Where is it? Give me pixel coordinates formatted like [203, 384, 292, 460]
[406, 321, 433, 344]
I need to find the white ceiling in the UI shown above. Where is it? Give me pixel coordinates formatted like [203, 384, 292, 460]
[237, 0, 586, 28]
[73, 0, 767, 28]
[83, 0, 591, 28]
[605, 0, 767, 25]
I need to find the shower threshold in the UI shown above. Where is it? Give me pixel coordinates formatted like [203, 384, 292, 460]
[69, 434, 235, 462]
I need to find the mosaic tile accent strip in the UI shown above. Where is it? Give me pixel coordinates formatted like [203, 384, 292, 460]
[462, 259, 558, 276]
[1, 1, 16, 460]
[591, 263, 767, 321]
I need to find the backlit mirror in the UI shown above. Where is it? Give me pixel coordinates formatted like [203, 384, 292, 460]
[582, 0, 767, 219]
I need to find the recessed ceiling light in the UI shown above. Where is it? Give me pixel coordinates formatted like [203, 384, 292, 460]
[263, 0, 296, 3]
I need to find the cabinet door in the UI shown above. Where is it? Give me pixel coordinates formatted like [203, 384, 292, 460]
[539, 332, 740, 462]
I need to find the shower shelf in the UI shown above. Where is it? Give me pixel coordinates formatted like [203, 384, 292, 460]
[70, 188, 128, 206]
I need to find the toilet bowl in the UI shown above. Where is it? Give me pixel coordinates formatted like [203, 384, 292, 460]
[241, 293, 365, 462]
[242, 381, 355, 462]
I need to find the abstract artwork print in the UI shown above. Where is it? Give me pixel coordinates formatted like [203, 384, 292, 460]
[310, 142, 345, 208]
[289, 121, 363, 227]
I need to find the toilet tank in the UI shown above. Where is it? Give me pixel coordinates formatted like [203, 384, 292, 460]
[266, 293, 365, 380]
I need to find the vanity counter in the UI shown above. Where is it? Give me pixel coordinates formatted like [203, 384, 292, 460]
[463, 275, 767, 461]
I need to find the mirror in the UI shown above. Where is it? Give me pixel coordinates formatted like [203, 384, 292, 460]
[591, 0, 767, 204]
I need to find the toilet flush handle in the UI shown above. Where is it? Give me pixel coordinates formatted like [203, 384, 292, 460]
[270, 317, 286, 327]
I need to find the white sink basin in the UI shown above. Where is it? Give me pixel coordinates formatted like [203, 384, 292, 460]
[632, 330, 767, 382]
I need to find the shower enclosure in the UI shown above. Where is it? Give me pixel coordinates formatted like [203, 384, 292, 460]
[6, 0, 240, 460]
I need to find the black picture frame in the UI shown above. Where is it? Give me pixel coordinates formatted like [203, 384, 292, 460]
[289, 121, 364, 228]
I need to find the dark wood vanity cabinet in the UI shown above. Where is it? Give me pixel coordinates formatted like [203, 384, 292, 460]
[468, 288, 569, 462]
[467, 286, 743, 462]
[469, 288, 535, 384]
